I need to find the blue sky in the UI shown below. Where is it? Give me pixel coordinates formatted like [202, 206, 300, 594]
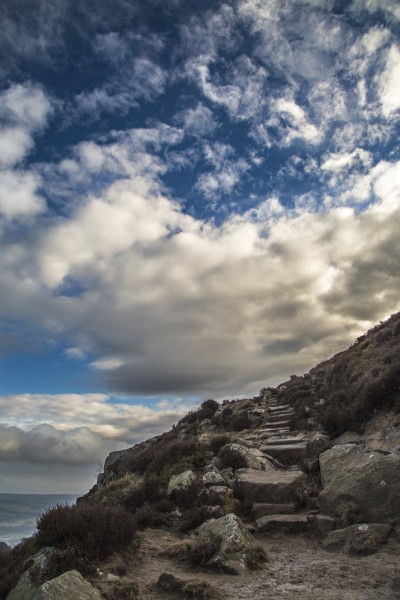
[0, 0, 399, 492]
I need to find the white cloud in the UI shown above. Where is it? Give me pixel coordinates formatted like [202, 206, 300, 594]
[0, 392, 194, 468]
[378, 44, 400, 117]
[0, 127, 33, 168]
[321, 148, 372, 173]
[0, 170, 45, 220]
[273, 97, 322, 145]
[177, 103, 217, 137]
[0, 83, 52, 131]
[64, 347, 87, 360]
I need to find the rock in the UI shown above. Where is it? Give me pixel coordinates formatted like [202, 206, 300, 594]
[6, 574, 38, 600]
[104, 449, 128, 471]
[167, 470, 196, 496]
[223, 443, 276, 471]
[6, 548, 53, 600]
[235, 468, 306, 504]
[319, 444, 400, 523]
[157, 574, 219, 599]
[203, 464, 219, 474]
[195, 513, 264, 574]
[256, 514, 311, 534]
[32, 571, 103, 600]
[202, 471, 226, 487]
[250, 502, 296, 520]
[322, 523, 392, 554]
[204, 485, 232, 504]
[332, 431, 363, 446]
[306, 433, 331, 456]
[260, 443, 307, 465]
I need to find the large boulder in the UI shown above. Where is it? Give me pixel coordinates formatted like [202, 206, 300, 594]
[6, 548, 52, 600]
[32, 571, 103, 600]
[235, 468, 306, 503]
[319, 444, 400, 523]
[6, 574, 38, 600]
[194, 513, 265, 574]
[167, 470, 196, 496]
[322, 523, 392, 555]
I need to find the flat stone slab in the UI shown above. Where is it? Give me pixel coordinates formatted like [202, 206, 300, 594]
[266, 436, 306, 446]
[256, 514, 311, 533]
[267, 413, 294, 423]
[251, 502, 296, 520]
[264, 420, 292, 427]
[235, 468, 306, 503]
[260, 444, 307, 464]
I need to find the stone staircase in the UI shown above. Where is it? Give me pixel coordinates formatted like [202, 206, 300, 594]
[236, 395, 320, 536]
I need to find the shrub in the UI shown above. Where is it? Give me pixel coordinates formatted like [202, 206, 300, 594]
[103, 579, 141, 600]
[36, 502, 137, 560]
[133, 504, 168, 529]
[229, 414, 252, 431]
[210, 435, 230, 455]
[201, 399, 219, 414]
[245, 544, 268, 570]
[179, 506, 215, 533]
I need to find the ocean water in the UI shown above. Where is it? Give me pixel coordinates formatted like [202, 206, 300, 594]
[0, 493, 79, 548]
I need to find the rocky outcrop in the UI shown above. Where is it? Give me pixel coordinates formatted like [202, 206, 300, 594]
[318, 444, 400, 523]
[194, 513, 265, 574]
[32, 571, 103, 600]
[322, 523, 392, 554]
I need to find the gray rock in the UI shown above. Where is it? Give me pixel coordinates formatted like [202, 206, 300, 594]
[319, 444, 400, 523]
[0, 541, 11, 554]
[223, 443, 276, 471]
[6, 573, 38, 600]
[256, 514, 311, 534]
[202, 471, 226, 487]
[332, 431, 363, 446]
[167, 470, 196, 496]
[235, 468, 306, 503]
[33, 570, 103, 600]
[306, 433, 331, 456]
[195, 513, 265, 575]
[322, 523, 391, 554]
[250, 502, 296, 520]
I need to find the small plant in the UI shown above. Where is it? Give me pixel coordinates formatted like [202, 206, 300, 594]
[245, 544, 268, 570]
[187, 533, 222, 566]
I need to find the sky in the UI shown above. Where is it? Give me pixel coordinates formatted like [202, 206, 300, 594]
[0, 0, 399, 493]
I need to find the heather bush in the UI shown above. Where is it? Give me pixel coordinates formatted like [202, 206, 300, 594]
[210, 434, 230, 455]
[229, 414, 252, 431]
[36, 502, 137, 560]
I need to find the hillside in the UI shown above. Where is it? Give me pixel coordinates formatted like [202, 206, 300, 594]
[1, 313, 400, 599]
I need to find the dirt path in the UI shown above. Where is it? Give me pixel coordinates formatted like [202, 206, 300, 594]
[121, 528, 400, 600]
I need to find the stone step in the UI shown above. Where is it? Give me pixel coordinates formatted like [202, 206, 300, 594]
[264, 420, 292, 428]
[256, 513, 313, 534]
[260, 443, 307, 464]
[235, 468, 306, 503]
[265, 436, 306, 446]
[259, 429, 291, 436]
[267, 413, 294, 423]
[251, 502, 296, 520]
[268, 404, 291, 412]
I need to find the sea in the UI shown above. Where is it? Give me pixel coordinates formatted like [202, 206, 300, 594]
[0, 493, 79, 548]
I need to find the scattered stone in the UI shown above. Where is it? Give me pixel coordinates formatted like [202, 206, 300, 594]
[319, 444, 400, 523]
[32, 571, 103, 600]
[157, 573, 220, 598]
[322, 523, 392, 554]
[167, 470, 196, 496]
